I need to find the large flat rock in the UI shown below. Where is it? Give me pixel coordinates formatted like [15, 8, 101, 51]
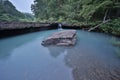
[41, 30, 77, 46]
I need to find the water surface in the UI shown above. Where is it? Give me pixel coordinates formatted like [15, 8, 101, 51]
[0, 29, 120, 80]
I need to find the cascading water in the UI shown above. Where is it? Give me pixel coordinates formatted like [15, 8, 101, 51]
[58, 23, 62, 30]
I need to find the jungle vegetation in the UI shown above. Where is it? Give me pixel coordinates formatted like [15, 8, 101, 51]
[31, 0, 120, 35]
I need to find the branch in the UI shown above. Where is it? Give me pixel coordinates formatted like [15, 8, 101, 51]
[88, 19, 110, 31]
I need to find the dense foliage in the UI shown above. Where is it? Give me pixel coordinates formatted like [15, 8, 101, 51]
[0, 0, 34, 21]
[0, 0, 120, 35]
[32, 0, 120, 36]
[100, 18, 120, 36]
[31, 0, 120, 22]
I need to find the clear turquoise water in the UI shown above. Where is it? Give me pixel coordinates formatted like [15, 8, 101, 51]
[0, 29, 120, 80]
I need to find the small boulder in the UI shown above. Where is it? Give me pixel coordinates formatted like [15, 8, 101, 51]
[41, 30, 77, 46]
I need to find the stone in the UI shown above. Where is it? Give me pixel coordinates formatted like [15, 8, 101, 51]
[41, 30, 77, 46]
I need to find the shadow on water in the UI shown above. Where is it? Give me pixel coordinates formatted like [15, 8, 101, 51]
[47, 46, 66, 58]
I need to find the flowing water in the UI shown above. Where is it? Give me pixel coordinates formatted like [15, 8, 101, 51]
[58, 24, 63, 30]
[0, 29, 120, 80]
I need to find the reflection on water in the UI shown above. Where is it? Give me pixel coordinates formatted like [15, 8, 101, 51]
[0, 29, 120, 80]
[0, 31, 45, 60]
[0, 30, 57, 60]
[47, 46, 67, 58]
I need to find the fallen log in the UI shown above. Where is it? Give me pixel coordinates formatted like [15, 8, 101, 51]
[88, 19, 110, 31]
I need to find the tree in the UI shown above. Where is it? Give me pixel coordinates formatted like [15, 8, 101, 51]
[31, 0, 120, 22]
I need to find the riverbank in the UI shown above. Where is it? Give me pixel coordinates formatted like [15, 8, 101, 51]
[0, 21, 81, 38]
[0, 20, 120, 38]
[0, 22, 56, 38]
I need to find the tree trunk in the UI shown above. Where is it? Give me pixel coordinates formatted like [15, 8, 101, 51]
[103, 9, 108, 22]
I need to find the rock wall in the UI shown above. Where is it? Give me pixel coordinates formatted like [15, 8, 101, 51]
[0, 22, 58, 38]
[0, 21, 82, 38]
[0, 22, 53, 30]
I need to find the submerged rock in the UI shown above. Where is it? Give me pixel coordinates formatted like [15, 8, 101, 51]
[41, 30, 77, 46]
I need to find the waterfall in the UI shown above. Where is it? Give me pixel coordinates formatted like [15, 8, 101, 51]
[58, 23, 62, 30]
